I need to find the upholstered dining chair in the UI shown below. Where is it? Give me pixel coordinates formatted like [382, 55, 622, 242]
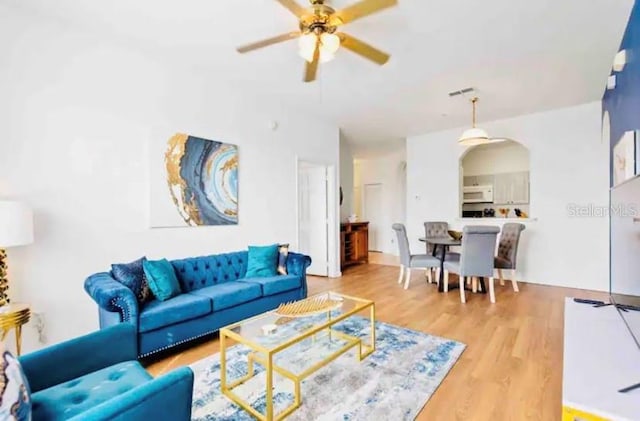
[443, 226, 500, 303]
[495, 223, 526, 293]
[423, 221, 456, 284]
[423, 221, 449, 254]
[392, 223, 441, 290]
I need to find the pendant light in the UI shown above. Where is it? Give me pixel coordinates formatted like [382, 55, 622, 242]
[458, 97, 490, 146]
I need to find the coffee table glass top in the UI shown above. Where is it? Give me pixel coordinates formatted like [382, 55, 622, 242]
[222, 291, 372, 351]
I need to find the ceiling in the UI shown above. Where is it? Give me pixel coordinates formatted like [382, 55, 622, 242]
[6, 0, 634, 148]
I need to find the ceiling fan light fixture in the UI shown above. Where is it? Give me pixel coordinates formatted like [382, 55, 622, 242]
[298, 33, 340, 63]
[298, 33, 316, 60]
[238, 0, 397, 82]
[320, 32, 341, 54]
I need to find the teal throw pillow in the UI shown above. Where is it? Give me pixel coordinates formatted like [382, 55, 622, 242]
[143, 258, 182, 301]
[245, 245, 279, 278]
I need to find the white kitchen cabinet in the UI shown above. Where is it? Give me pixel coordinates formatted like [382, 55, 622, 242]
[510, 172, 529, 204]
[493, 174, 510, 204]
[493, 172, 529, 205]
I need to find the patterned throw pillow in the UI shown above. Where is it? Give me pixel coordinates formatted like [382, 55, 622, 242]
[277, 244, 289, 275]
[0, 344, 31, 421]
[111, 257, 152, 304]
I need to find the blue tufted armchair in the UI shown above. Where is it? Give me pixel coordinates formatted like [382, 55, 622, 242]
[19, 324, 193, 420]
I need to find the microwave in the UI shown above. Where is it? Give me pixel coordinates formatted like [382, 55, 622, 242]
[462, 185, 494, 203]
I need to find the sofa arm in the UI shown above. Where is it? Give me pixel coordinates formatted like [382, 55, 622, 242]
[20, 324, 137, 393]
[84, 272, 139, 326]
[287, 252, 312, 297]
[71, 367, 194, 421]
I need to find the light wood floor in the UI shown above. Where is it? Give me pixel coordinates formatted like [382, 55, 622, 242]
[146, 263, 606, 420]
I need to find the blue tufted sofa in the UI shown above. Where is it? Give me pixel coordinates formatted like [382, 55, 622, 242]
[84, 251, 311, 357]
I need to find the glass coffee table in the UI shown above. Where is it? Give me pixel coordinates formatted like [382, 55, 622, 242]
[220, 291, 376, 421]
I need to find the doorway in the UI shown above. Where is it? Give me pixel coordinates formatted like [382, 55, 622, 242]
[297, 161, 329, 276]
[363, 183, 383, 252]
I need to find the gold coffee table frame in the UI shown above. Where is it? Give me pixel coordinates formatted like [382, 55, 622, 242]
[220, 292, 375, 421]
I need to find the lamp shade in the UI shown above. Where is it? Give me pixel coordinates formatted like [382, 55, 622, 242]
[458, 127, 490, 146]
[0, 201, 34, 248]
[320, 33, 340, 54]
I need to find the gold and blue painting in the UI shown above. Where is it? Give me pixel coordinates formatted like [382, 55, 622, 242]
[151, 133, 238, 227]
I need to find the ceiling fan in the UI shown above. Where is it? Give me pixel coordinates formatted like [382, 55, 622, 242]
[236, 0, 398, 82]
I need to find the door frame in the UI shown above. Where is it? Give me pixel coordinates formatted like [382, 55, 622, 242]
[295, 158, 340, 278]
[362, 182, 384, 252]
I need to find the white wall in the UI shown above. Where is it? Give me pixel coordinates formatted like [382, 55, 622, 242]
[407, 102, 609, 291]
[339, 133, 354, 222]
[0, 4, 340, 351]
[462, 141, 530, 176]
[354, 146, 407, 255]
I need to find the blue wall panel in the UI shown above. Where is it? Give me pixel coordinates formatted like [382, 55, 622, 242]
[604, 0, 640, 185]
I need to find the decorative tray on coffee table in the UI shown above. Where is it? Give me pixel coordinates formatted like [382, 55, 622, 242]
[275, 295, 343, 318]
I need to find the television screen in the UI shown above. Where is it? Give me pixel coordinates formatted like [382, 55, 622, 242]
[611, 294, 640, 349]
[610, 171, 640, 350]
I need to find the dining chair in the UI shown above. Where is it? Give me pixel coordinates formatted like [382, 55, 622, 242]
[392, 223, 441, 290]
[423, 221, 449, 254]
[443, 226, 500, 303]
[495, 223, 526, 293]
[423, 221, 455, 283]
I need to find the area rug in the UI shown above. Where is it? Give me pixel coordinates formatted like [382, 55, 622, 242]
[190, 316, 465, 421]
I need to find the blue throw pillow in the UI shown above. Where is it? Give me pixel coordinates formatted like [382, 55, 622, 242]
[245, 245, 279, 278]
[143, 259, 182, 301]
[277, 244, 289, 275]
[0, 344, 31, 421]
[111, 257, 152, 304]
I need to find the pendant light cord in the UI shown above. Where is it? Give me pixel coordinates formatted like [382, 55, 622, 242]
[471, 97, 478, 128]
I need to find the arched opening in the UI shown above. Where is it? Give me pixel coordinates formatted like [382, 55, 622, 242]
[459, 140, 531, 218]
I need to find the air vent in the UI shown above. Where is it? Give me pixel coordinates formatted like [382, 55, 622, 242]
[448, 87, 475, 97]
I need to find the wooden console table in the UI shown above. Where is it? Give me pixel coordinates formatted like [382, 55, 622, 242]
[340, 222, 369, 270]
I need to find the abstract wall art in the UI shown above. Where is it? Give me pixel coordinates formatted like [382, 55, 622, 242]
[150, 133, 238, 227]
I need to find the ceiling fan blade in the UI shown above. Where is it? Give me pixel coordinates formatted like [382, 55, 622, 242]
[338, 33, 390, 65]
[335, 0, 397, 25]
[304, 40, 321, 83]
[275, 0, 307, 18]
[237, 32, 300, 53]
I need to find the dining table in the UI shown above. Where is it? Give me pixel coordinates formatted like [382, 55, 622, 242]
[419, 236, 487, 294]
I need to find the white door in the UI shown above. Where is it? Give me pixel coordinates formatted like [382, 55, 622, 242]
[298, 162, 328, 276]
[363, 183, 383, 252]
